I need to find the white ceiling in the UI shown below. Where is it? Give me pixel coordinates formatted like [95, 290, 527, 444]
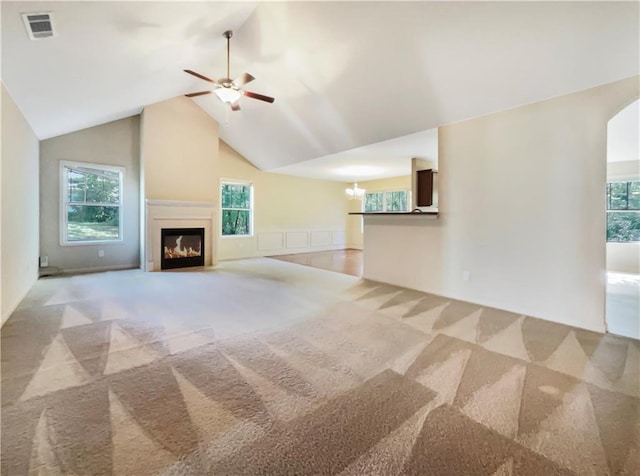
[2, 1, 638, 181]
[271, 128, 438, 182]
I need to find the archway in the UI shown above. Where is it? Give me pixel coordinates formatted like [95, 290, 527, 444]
[605, 99, 639, 339]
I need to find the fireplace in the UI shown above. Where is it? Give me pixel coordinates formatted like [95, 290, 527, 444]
[161, 228, 205, 270]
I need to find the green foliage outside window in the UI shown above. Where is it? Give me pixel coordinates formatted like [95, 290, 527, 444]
[64, 165, 122, 242]
[364, 190, 408, 212]
[606, 181, 640, 242]
[364, 192, 383, 212]
[221, 183, 252, 235]
[386, 191, 408, 211]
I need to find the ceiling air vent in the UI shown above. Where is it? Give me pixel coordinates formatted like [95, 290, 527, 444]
[21, 12, 56, 40]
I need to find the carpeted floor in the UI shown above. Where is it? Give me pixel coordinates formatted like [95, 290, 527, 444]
[1, 258, 638, 475]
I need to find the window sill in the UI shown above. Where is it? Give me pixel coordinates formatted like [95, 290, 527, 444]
[220, 234, 254, 239]
[60, 239, 124, 246]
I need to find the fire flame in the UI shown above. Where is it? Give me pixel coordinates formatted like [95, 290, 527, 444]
[164, 235, 201, 259]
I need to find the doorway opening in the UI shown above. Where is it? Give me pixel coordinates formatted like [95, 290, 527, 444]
[605, 99, 639, 339]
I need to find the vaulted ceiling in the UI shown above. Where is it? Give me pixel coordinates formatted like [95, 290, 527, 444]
[2, 1, 638, 181]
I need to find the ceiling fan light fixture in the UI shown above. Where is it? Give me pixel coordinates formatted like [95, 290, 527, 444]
[346, 182, 366, 200]
[214, 86, 242, 104]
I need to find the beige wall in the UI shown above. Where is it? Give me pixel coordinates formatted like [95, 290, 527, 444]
[39, 116, 141, 272]
[218, 141, 351, 260]
[1, 83, 40, 324]
[360, 175, 412, 192]
[347, 175, 412, 249]
[140, 97, 219, 269]
[141, 97, 219, 202]
[363, 76, 639, 333]
[606, 159, 640, 274]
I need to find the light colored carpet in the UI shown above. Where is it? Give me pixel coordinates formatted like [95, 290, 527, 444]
[2, 258, 638, 475]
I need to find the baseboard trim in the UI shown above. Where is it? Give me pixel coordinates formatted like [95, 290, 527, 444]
[60, 264, 139, 275]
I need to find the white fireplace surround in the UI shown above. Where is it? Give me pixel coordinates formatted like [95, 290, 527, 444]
[144, 199, 216, 271]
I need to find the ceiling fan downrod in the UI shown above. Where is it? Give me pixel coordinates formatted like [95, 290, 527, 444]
[223, 30, 232, 81]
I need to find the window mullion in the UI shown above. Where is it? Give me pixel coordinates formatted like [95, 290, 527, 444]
[625, 182, 629, 209]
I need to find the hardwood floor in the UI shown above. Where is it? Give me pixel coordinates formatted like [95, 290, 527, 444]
[607, 272, 640, 339]
[269, 249, 363, 277]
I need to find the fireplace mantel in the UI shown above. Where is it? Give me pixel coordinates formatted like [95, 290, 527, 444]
[144, 199, 216, 271]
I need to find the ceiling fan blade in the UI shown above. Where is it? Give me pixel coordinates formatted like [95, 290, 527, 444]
[243, 90, 275, 103]
[233, 73, 255, 87]
[231, 102, 241, 111]
[185, 91, 212, 98]
[184, 69, 217, 84]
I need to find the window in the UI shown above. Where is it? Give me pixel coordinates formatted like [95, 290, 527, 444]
[60, 161, 123, 244]
[221, 181, 252, 236]
[607, 181, 640, 242]
[364, 192, 384, 212]
[385, 190, 408, 212]
[364, 190, 409, 212]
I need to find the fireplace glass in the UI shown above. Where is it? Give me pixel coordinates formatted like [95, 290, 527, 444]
[161, 228, 205, 270]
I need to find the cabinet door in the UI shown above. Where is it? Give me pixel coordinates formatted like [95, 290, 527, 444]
[416, 169, 433, 207]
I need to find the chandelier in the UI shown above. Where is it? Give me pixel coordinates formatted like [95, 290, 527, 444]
[345, 182, 366, 200]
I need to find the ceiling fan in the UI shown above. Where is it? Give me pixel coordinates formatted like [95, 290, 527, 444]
[184, 30, 274, 111]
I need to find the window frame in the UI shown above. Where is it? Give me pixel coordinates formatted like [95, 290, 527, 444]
[59, 160, 125, 246]
[363, 188, 410, 213]
[606, 179, 640, 243]
[220, 179, 254, 238]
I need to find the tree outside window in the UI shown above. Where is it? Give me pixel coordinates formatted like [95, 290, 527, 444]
[364, 192, 384, 212]
[61, 161, 123, 243]
[364, 190, 409, 212]
[221, 182, 252, 236]
[607, 181, 640, 242]
[385, 191, 408, 212]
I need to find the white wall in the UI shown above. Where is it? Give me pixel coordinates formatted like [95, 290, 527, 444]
[607, 100, 639, 163]
[607, 243, 639, 274]
[40, 116, 141, 272]
[363, 76, 639, 333]
[1, 83, 40, 324]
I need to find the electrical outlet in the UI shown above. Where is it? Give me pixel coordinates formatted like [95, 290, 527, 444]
[40, 256, 48, 268]
[463, 270, 470, 281]
[98, 249, 105, 258]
